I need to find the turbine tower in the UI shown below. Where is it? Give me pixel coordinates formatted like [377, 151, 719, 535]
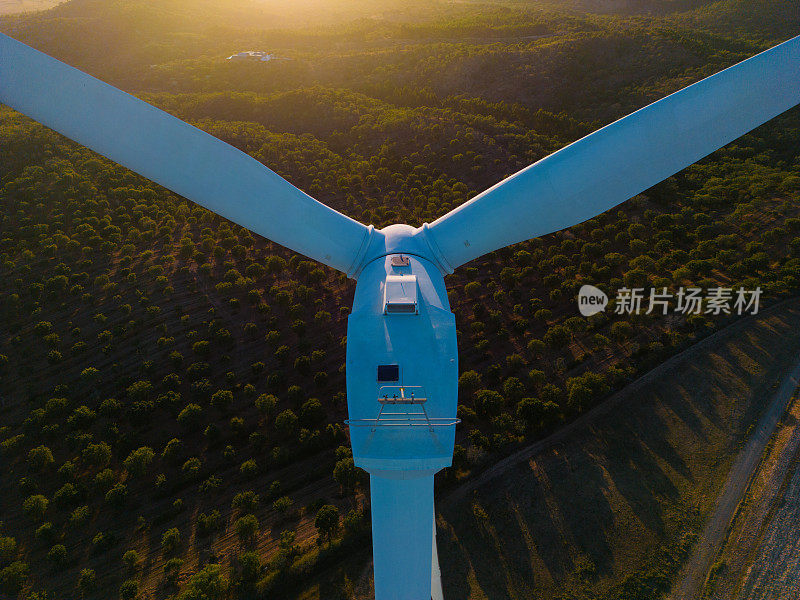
[2, 32, 799, 600]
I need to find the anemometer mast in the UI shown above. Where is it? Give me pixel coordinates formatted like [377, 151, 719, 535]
[2, 31, 799, 600]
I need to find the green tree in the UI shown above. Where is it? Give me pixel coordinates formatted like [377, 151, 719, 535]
[237, 551, 261, 584]
[275, 409, 298, 434]
[120, 579, 138, 600]
[77, 568, 97, 595]
[333, 457, 359, 494]
[0, 561, 28, 596]
[255, 393, 277, 418]
[240, 459, 258, 479]
[23, 494, 49, 521]
[314, 505, 340, 543]
[458, 370, 481, 396]
[161, 528, 181, 555]
[0, 537, 16, 565]
[123, 550, 140, 572]
[27, 445, 55, 471]
[123, 447, 154, 476]
[211, 389, 234, 410]
[474, 389, 504, 417]
[177, 404, 203, 427]
[82, 442, 112, 467]
[177, 564, 227, 600]
[234, 514, 259, 546]
[47, 544, 67, 565]
[232, 491, 259, 513]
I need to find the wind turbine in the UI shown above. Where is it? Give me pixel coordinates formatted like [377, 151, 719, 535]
[2, 31, 799, 600]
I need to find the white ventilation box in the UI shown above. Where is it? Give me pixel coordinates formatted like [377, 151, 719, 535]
[383, 275, 418, 314]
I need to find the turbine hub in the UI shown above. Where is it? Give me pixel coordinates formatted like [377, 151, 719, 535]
[346, 222, 454, 279]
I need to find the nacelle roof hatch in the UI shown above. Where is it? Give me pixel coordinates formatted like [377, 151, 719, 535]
[383, 275, 418, 315]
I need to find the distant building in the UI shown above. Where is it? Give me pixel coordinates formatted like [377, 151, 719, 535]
[226, 51, 287, 62]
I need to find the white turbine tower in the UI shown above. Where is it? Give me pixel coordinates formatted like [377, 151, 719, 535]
[2, 31, 800, 600]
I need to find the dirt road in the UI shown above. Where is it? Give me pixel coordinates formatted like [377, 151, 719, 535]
[667, 354, 800, 600]
[734, 453, 800, 599]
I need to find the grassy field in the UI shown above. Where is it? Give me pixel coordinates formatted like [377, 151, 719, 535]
[434, 300, 800, 600]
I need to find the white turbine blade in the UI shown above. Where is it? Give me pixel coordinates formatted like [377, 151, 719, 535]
[0, 33, 369, 274]
[425, 35, 800, 271]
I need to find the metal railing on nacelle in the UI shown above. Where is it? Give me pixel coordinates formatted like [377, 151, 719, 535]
[344, 385, 460, 431]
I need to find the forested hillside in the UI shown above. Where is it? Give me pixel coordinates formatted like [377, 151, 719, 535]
[1, 1, 799, 598]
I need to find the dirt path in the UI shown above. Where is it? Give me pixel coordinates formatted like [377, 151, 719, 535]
[699, 386, 800, 599]
[733, 449, 800, 599]
[667, 351, 800, 599]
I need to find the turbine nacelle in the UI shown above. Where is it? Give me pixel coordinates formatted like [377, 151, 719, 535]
[346, 249, 458, 473]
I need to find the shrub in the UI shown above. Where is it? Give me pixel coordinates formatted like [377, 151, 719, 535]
[333, 458, 359, 494]
[67, 405, 96, 430]
[59, 461, 77, 481]
[69, 505, 90, 526]
[164, 557, 184, 586]
[182, 458, 202, 480]
[35, 523, 54, 541]
[197, 511, 221, 536]
[464, 281, 481, 297]
[192, 340, 211, 356]
[502, 377, 526, 403]
[1, 434, 25, 456]
[162, 438, 183, 463]
[543, 324, 570, 347]
[610, 321, 634, 341]
[237, 550, 261, 584]
[527, 338, 545, 357]
[300, 398, 325, 426]
[126, 380, 153, 403]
